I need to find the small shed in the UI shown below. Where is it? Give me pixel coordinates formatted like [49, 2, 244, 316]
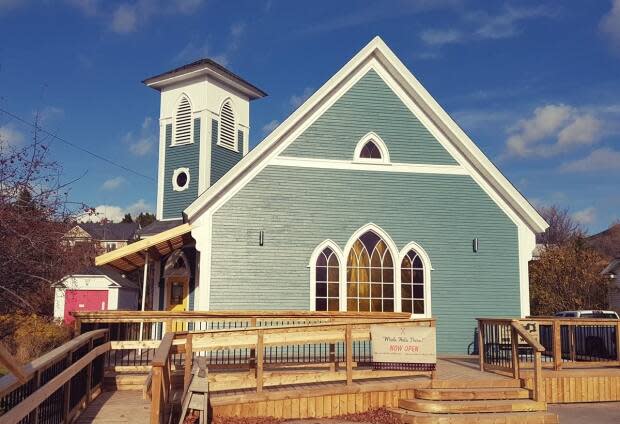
[53, 266, 140, 324]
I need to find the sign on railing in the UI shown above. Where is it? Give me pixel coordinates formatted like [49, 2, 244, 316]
[370, 325, 436, 371]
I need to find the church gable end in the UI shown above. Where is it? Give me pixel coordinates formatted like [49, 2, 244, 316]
[282, 69, 456, 166]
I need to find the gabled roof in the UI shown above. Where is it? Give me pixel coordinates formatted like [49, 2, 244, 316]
[138, 219, 184, 238]
[77, 222, 139, 241]
[602, 258, 620, 276]
[587, 223, 620, 259]
[143, 58, 267, 100]
[54, 266, 140, 290]
[183, 36, 548, 234]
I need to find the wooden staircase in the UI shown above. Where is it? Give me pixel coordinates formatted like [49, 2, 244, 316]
[391, 380, 559, 423]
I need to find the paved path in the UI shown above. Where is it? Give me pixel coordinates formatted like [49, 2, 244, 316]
[549, 402, 620, 424]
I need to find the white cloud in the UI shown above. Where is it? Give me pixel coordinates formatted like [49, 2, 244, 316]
[290, 87, 314, 109]
[111, 3, 137, 33]
[0, 0, 24, 14]
[66, 0, 100, 16]
[38, 106, 65, 125]
[101, 176, 125, 190]
[261, 120, 280, 134]
[420, 29, 463, 46]
[123, 117, 156, 156]
[469, 5, 555, 40]
[81, 199, 153, 223]
[560, 147, 620, 173]
[0, 123, 25, 147]
[572, 207, 596, 226]
[175, 22, 245, 65]
[504, 104, 603, 158]
[600, 0, 620, 49]
[420, 4, 556, 47]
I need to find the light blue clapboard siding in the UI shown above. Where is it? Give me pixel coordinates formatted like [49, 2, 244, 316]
[210, 119, 243, 185]
[162, 120, 200, 219]
[210, 166, 520, 354]
[282, 69, 457, 165]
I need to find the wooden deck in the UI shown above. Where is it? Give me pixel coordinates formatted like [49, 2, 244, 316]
[75, 391, 150, 424]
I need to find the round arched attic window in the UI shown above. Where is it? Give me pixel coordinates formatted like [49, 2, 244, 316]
[172, 168, 190, 191]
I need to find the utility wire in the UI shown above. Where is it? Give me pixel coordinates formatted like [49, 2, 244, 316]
[0, 107, 155, 182]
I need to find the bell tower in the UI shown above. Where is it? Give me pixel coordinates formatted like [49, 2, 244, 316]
[143, 60, 267, 220]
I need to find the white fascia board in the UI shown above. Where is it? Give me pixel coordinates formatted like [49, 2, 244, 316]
[184, 36, 547, 234]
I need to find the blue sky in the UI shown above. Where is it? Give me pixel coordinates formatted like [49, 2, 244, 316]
[0, 0, 619, 233]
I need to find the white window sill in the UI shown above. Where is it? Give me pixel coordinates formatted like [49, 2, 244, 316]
[216, 142, 239, 153]
[170, 141, 194, 147]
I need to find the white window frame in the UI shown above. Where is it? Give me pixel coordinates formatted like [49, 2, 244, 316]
[171, 94, 194, 147]
[353, 132, 390, 164]
[217, 98, 238, 152]
[308, 240, 346, 311]
[398, 241, 433, 318]
[172, 167, 190, 192]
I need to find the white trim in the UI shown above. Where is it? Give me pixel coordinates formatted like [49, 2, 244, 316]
[353, 132, 390, 164]
[398, 241, 433, 318]
[343, 223, 401, 312]
[172, 167, 190, 192]
[163, 249, 191, 279]
[198, 110, 210, 195]
[517, 226, 535, 317]
[193, 211, 213, 311]
[271, 156, 468, 175]
[184, 37, 546, 234]
[308, 240, 346, 311]
[171, 93, 194, 147]
[217, 98, 239, 152]
[156, 120, 168, 220]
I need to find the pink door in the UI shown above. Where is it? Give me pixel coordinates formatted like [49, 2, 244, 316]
[64, 290, 108, 324]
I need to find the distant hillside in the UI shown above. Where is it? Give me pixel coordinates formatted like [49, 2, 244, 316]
[587, 223, 620, 259]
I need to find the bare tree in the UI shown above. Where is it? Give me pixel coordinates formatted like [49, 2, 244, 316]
[0, 114, 95, 316]
[537, 205, 585, 246]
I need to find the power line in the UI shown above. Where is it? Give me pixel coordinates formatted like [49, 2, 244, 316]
[0, 107, 156, 182]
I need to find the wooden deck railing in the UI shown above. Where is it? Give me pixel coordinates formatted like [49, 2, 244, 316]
[0, 330, 109, 423]
[72, 310, 413, 370]
[477, 318, 545, 401]
[148, 317, 435, 424]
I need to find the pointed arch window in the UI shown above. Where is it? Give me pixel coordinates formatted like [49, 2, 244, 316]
[401, 249, 425, 314]
[360, 140, 382, 159]
[346, 231, 394, 312]
[315, 247, 340, 311]
[218, 99, 237, 151]
[173, 95, 192, 145]
[353, 132, 390, 163]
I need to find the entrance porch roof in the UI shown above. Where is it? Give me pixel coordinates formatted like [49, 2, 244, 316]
[95, 223, 192, 272]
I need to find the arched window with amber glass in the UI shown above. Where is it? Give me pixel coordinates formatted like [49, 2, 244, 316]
[315, 247, 340, 311]
[346, 231, 394, 312]
[401, 249, 425, 314]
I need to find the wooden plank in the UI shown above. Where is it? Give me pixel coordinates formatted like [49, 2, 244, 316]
[0, 344, 27, 383]
[345, 325, 353, 386]
[256, 330, 264, 393]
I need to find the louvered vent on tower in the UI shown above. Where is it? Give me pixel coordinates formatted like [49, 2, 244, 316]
[174, 96, 192, 145]
[219, 100, 236, 150]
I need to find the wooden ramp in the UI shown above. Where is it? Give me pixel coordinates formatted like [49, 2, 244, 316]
[75, 391, 150, 424]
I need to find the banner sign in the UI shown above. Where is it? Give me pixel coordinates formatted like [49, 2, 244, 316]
[370, 325, 436, 365]
[517, 321, 539, 345]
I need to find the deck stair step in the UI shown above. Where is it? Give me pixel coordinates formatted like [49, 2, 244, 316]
[415, 387, 531, 401]
[399, 398, 547, 414]
[104, 373, 148, 390]
[391, 408, 560, 424]
[430, 379, 522, 389]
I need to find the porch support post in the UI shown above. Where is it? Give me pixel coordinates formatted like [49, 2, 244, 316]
[139, 251, 150, 353]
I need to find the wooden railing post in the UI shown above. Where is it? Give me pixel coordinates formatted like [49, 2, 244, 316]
[256, 329, 264, 393]
[510, 325, 520, 380]
[150, 366, 163, 424]
[329, 343, 336, 372]
[86, 336, 94, 403]
[249, 317, 257, 370]
[552, 320, 562, 370]
[534, 349, 543, 402]
[478, 320, 485, 371]
[616, 321, 620, 364]
[569, 325, 577, 362]
[184, 334, 193, 394]
[62, 350, 72, 424]
[345, 324, 353, 386]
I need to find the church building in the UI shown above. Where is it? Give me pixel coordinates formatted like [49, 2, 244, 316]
[96, 37, 548, 353]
